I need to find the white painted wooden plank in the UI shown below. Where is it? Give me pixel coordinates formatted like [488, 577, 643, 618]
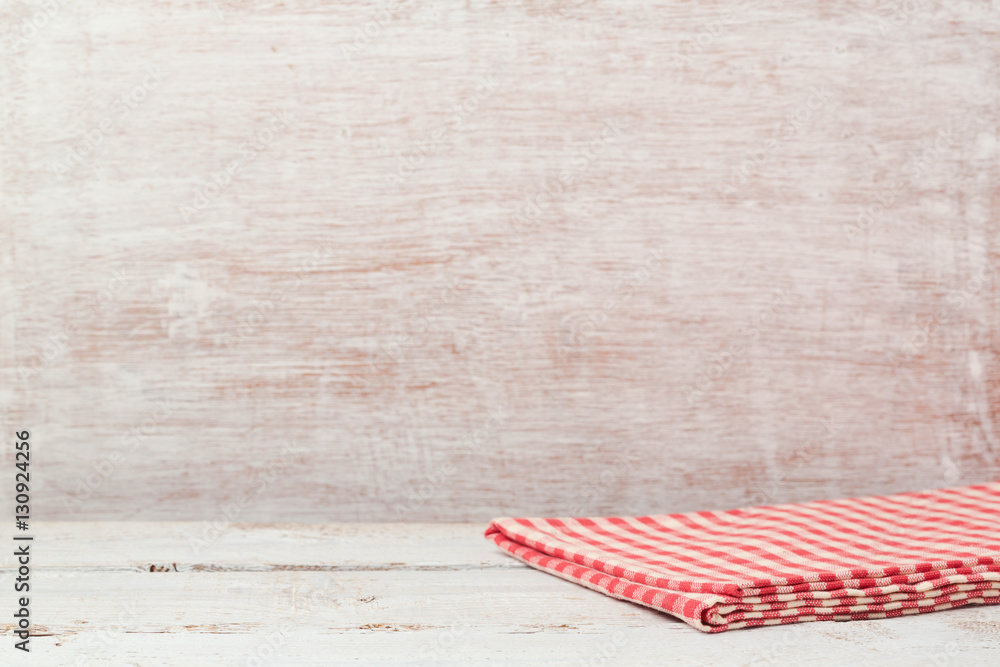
[1, 1, 997, 522]
[14, 618, 1000, 667]
[6, 522, 508, 570]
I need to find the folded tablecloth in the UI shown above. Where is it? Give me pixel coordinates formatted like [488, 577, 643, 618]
[485, 482, 1000, 632]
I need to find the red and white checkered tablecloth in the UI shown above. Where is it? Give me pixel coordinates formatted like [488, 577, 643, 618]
[485, 482, 1000, 632]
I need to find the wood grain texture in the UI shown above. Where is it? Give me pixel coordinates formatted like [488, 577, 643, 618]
[2, 523, 999, 665]
[1, 1, 998, 521]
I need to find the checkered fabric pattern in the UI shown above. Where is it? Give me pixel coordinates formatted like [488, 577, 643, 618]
[485, 482, 1000, 632]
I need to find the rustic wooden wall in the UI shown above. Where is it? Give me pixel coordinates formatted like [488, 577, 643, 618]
[1, 0, 997, 521]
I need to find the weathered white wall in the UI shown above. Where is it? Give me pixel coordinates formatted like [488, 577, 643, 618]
[1, 0, 997, 521]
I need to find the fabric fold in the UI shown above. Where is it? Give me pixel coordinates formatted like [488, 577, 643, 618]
[485, 482, 1000, 632]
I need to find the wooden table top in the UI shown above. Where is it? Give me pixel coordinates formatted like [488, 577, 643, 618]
[2, 522, 998, 665]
